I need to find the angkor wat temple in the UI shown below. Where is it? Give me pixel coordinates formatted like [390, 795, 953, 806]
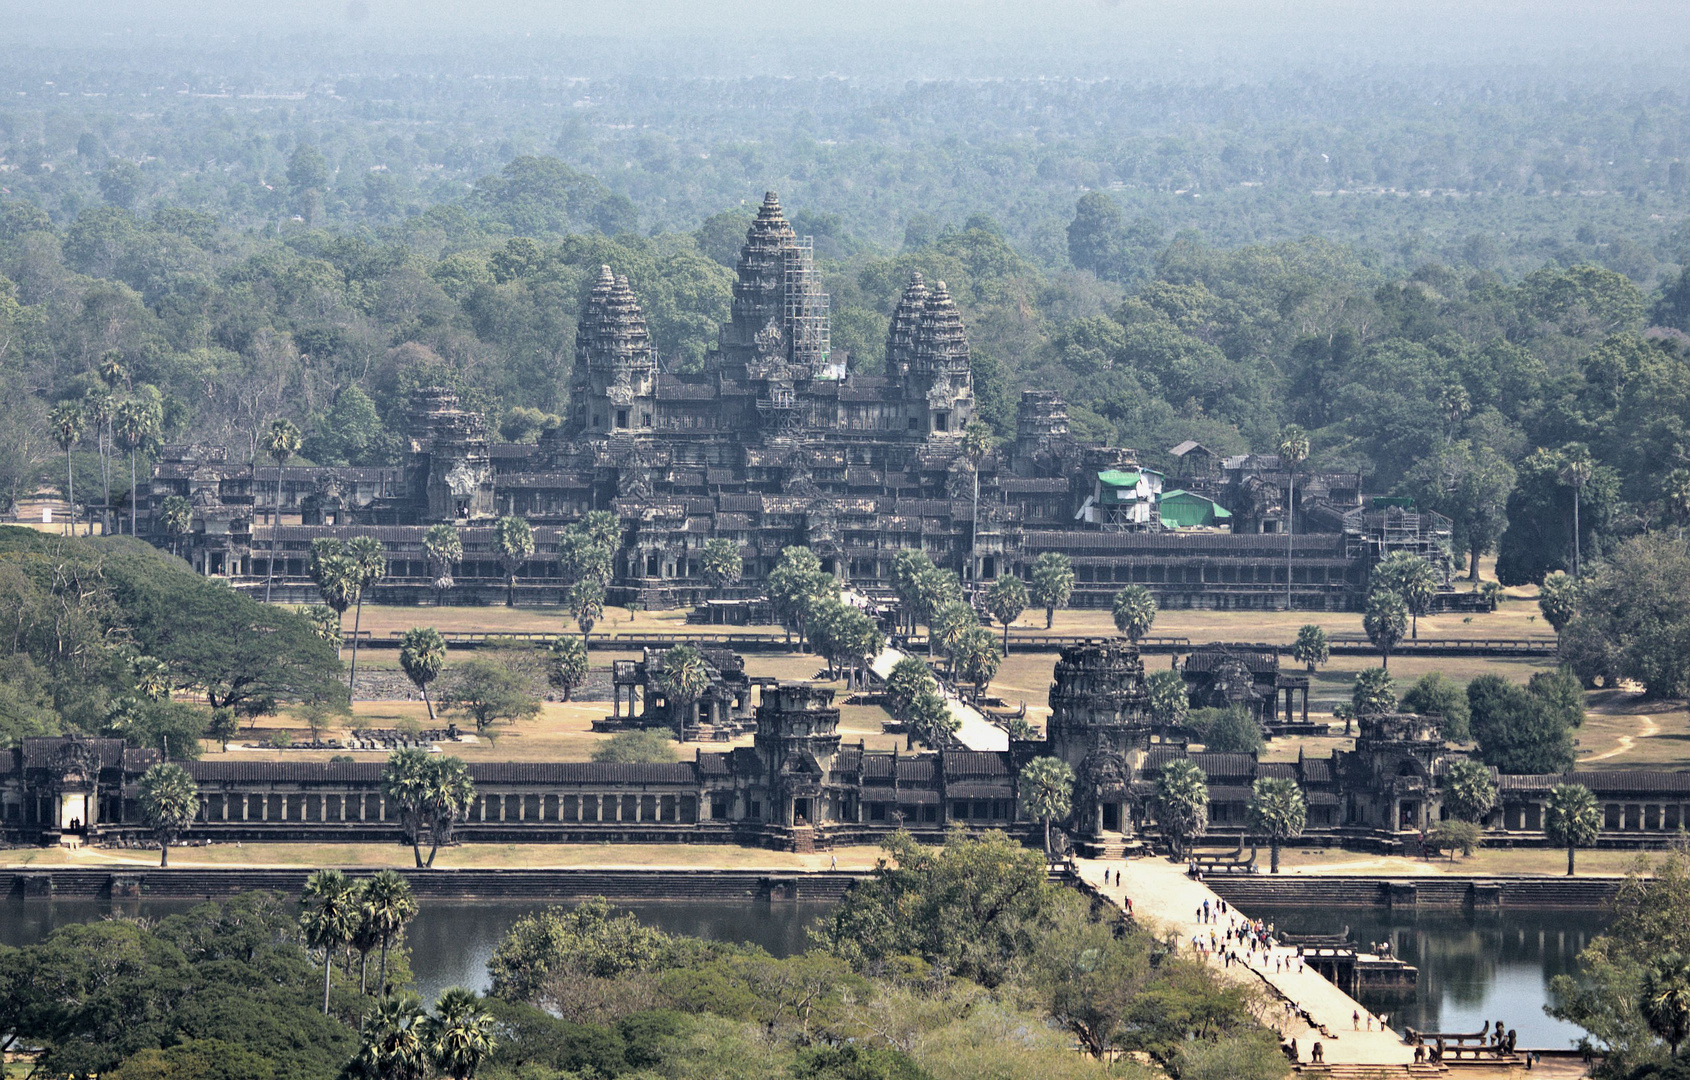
[141, 192, 1452, 611]
[6, 639, 1682, 856]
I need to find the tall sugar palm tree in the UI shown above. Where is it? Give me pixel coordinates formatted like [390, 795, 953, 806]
[423, 524, 463, 607]
[1156, 758, 1210, 860]
[262, 419, 302, 602]
[657, 644, 710, 735]
[356, 992, 429, 1080]
[985, 574, 1027, 654]
[1018, 756, 1075, 857]
[961, 420, 994, 580]
[48, 401, 84, 536]
[425, 988, 498, 1080]
[1247, 776, 1307, 874]
[302, 868, 359, 1015]
[359, 869, 419, 995]
[398, 628, 447, 720]
[138, 762, 199, 867]
[114, 393, 161, 539]
[1643, 953, 1690, 1059]
[1276, 425, 1310, 610]
[1111, 584, 1157, 642]
[1545, 782, 1601, 876]
[492, 515, 533, 608]
[700, 536, 743, 601]
[159, 495, 192, 558]
[346, 535, 387, 694]
[1559, 447, 1593, 577]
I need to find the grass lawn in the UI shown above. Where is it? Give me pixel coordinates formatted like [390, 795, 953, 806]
[1, 841, 891, 872]
[1574, 693, 1690, 770]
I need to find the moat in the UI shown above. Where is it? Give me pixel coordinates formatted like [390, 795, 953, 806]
[2, 897, 1607, 1048]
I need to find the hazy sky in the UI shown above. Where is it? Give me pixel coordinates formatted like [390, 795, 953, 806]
[3, 0, 1687, 79]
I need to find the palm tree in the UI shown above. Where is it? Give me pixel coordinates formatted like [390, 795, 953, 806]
[425, 988, 498, 1080]
[1667, 469, 1690, 541]
[313, 550, 362, 660]
[492, 515, 534, 607]
[1292, 624, 1330, 673]
[961, 419, 994, 579]
[908, 686, 958, 750]
[48, 401, 84, 535]
[398, 627, 447, 720]
[985, 574, 1027, 654]
[1351, 667, 1397, 718]
[1111, 584, 1156, 642]
[1559, 447, 1593, 578]
[159, 494, 192, 558]
[568, 579, 605, 647]
[1276, 425, 1310, 609]
[359, 869, 419, 994]
[547, 635, 589, 702]
[1017, 756, 1075, 857]
[349, 880, 384, 995]
[1029, 552, 1074, 629]
[1545, 782, 1601, 876]
[423, 524, 463, 607]
[302, 868, 359, 1015]
[1644, 953, 1690, 1059]
[1373, 552, 1438, 639]
[930, 600, 977, 664]
[1440, 759, 1497, 824]
[346, 536, 387, 694]
[417, 756, 475, 868]
[657, 644, 711, 734]
[85, 380, 115, 534]
[138, 762, 199, 866]
[355, 993, 429, 1080]
[700, 536, 743, 601]
[1247, 776, 1307, 873]
[1364, 588, 1409, 670]
[1156, 758, 1209, 860]
[113, 393, 161, 538]
[1538, 571, 1578, 652]
[262, 419, 302, 603]
[950, 626, 1001, 703]
[891, 549, 935, 636]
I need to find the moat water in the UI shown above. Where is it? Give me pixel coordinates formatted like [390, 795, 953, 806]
[1, 898, 1608, 1048]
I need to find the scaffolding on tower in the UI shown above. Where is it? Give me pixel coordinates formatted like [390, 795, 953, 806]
[784, 237, 835, 377]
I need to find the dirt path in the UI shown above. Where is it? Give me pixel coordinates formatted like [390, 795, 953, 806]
[1584, 712, 1659, 762]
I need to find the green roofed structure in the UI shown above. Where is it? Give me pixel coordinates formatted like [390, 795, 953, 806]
[1158, 489, 1232, 530]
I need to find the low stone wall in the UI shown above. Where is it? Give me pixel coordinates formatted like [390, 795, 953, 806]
[1203, 874, 1624, 909]
[2, 867, 865, 903]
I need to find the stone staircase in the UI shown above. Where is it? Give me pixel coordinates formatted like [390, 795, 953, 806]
[1206, 874, 1621, 909]
[1296, 1064, 1453, 1078]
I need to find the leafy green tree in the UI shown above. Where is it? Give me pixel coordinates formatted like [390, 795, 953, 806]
[1441, 758, 1498, 823]
[547, 635, 588, 702]
[1028, 553, 1074, 629]
[423, 525, 463, 607]
[591, 729, 679, 763]
[138, 762, 199, 867]
[1110, 584, 1156, 641]
[1247, 777, 1307, 874]
[889, 549, 935, 635]
[1539, 570, 1578, 642]
[345, 536, 386, 693]
[1351, 667, 1397, 717]
[440, 658, 542, 742]
[301, 869, 359, 1015]
[425, 987, 498, 1080]
[488, 897, 677, 1003]
[655, 644, 710, 734]
[950, 626, 1001, 701]
[767, 546, 833, 649]
[208, 707, 239, 752]
[381, 749, 476, 868]
[1401, 671, 1471, 741]
[1467, 674, 1576, 774]
[818, 830, 1053, 987]
[1363, 588, 1408, 669]
[1291, 624, 1330, 672]
[1497, 446, 1619, 586]
[399, 627, 447, 720]
[1146, 668, 1189, 728]
[1194, 706, 1265, 754]
[1372, 552, 1438, 639]
[1561, 536, 1690, 698]
[1427, 819, 1484, 860]
[700, 536, 743, 599]
[260, 418, 302, 604]
[1018, 756, 1076, 857]
[985, 574, 1027, 653]
[492, 516, 534, 608]
[1156, 758, 1209, 859]
[1545, 782, 1602, 876]
[305, 386, 385, 466]
[1404, 439, 1516, 582]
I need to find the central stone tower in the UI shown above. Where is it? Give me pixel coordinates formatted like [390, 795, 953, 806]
[1046, 639, 1153, 841]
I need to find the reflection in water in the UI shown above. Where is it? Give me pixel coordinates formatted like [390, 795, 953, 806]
[2, 897, 1607, 1046]
[1250, 905, 1611, 1048]
[1, 897, 834, 1007]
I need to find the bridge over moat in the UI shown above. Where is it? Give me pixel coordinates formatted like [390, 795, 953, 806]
[1075, 857, 1531, 1075]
